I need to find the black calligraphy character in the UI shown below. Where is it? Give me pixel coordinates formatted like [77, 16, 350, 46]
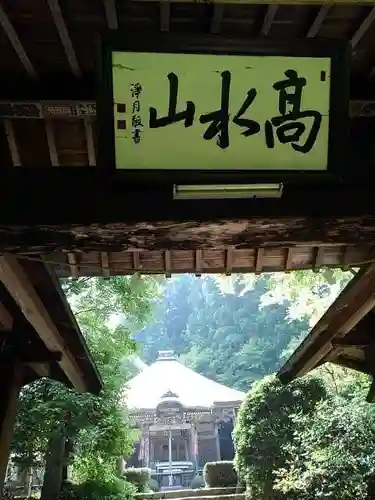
[149, 73, 195, 128]
[233, 88, 261, 137]
[264, 69, 322, 153]
[130, 83, 143, 99]
[199, 71, 260, 149]
[132, 128, 141, 144]
[199, 70, 230, 149]
[132, 100, 140, 113]
[132, 115, 143, 128]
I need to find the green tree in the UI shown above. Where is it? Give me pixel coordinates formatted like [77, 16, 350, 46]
[11, 276, 160, 498]
[234, 374, 328, 499]
[274, 390, 375, 500]
[137, 274, 309, 391]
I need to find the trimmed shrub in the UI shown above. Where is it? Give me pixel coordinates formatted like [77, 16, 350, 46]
[191, 474, 205, 489]
[59, 478, 136, 500]
[203, 461, 238, 488]
[147, 478, 160, 492]
[123, 468, 151, 493]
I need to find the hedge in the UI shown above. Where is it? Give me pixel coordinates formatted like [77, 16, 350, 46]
[123, 468, 151, 492]
[191, 473, 205, 489]
[203, 461, 238, 488]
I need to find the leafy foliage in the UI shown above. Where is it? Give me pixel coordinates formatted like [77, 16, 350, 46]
[11, 276, 160, 494]
[60, 478, 136, 500]
[136, 275, 309, 390]
[234, 374, 328, 497]
[122, 468, 151, 493]
[274, 391, 375, 500]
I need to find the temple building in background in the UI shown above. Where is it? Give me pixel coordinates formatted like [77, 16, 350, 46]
[124, 350, 245, 489]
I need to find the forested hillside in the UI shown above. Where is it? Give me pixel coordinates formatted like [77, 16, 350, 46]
[134, 271, 351, 391]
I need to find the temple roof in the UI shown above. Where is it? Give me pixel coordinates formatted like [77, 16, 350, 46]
[125, 350, 245, 410]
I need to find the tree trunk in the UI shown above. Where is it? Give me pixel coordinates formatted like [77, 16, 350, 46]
[40, 425, 66, 500]
[116, 457, 124, 477]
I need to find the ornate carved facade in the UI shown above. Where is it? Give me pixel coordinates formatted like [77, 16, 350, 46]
[125, 351, 244, 487]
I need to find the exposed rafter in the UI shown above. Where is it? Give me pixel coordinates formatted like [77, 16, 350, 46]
[103, 0, 118, 30]
[351, 6, 375, 49]
[160, 2, 171, 32]
[47, 0, 81, 78]
[261, 5, 278, 36]
[0, 303, 13, 331]
[306, 5, 331, 38]
[0, 254, 86, 391]
[278, 263, 375, 384]
[0, 5, 38, 79]
[4, 120, 21, 166]
[210, 4, 224, 34]
[84, 120, 96, 166]
[45, 121, 59, 166]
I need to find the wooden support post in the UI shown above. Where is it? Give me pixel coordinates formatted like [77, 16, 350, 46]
[0, 360, 23, 493]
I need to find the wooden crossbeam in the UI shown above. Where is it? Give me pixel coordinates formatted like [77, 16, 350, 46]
[100, 252, 110, 279]
[306, 5, 331, 38]
[160, 2, 171, 32]
[313, 247, 324, 272]
[47, 0, 81, 78]
[225, 248, 233, 276]
[3, 120, 21, 166]
[278, 263, 375, 383]
[45, 121, 59, 166]
[195, 250, 203, 277]
[210, 4, 224, 34]
[261, 5, 278, 36]
[284, 247, 293, 272]
[103, 0, 118, 30]
[0, 303, 13, 331]
[1, 99, 373, 120]
[0, 255, 86, 391]
[164, 250, 172, 278]
[255, 248, 264, 274]
[84, 120, 96, 167]
[351, 6, 375, 49]
[0, 5, 37, 79]
[67, 253, 78, 279]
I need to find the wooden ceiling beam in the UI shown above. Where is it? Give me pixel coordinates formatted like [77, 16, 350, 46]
[261, 5, 278, 36]
[0, 303, 13, 331]
[103, 0, 118, 30]
[3, 120, 21, 166]
[0, 254, 86, 392]
[47, 0, 81, 78]
[84, 120, 96, 166]
[210, 4, 224, 34]
[278, 263, 375, 384]
[160, 2, 171, 32]
[0, 5, 37, 80]
[0, 72, 373, 102]
[28, 362, 51, 378]
[351, 6, 375, 49]
[45, 121, 59, 166]
[306, 5, 331, 38]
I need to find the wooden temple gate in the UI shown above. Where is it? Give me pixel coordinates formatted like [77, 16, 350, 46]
[2, 0, 375, 492]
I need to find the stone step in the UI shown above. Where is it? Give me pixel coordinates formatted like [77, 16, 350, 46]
[136, 488, 245, 500]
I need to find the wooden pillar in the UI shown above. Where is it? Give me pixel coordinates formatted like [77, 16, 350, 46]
[0, 360, 23, 493]
[184, 437, 189, 461]
[215, 424, 221, 461]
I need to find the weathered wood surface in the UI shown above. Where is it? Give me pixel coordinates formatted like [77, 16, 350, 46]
[278, 263, 375, 393]
[49, 245, 375, 278]
[1, 216, 375, 253]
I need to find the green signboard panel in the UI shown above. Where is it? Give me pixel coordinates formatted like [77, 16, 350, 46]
[98, 35, 349, 183]
[112, 52, 330, 172]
